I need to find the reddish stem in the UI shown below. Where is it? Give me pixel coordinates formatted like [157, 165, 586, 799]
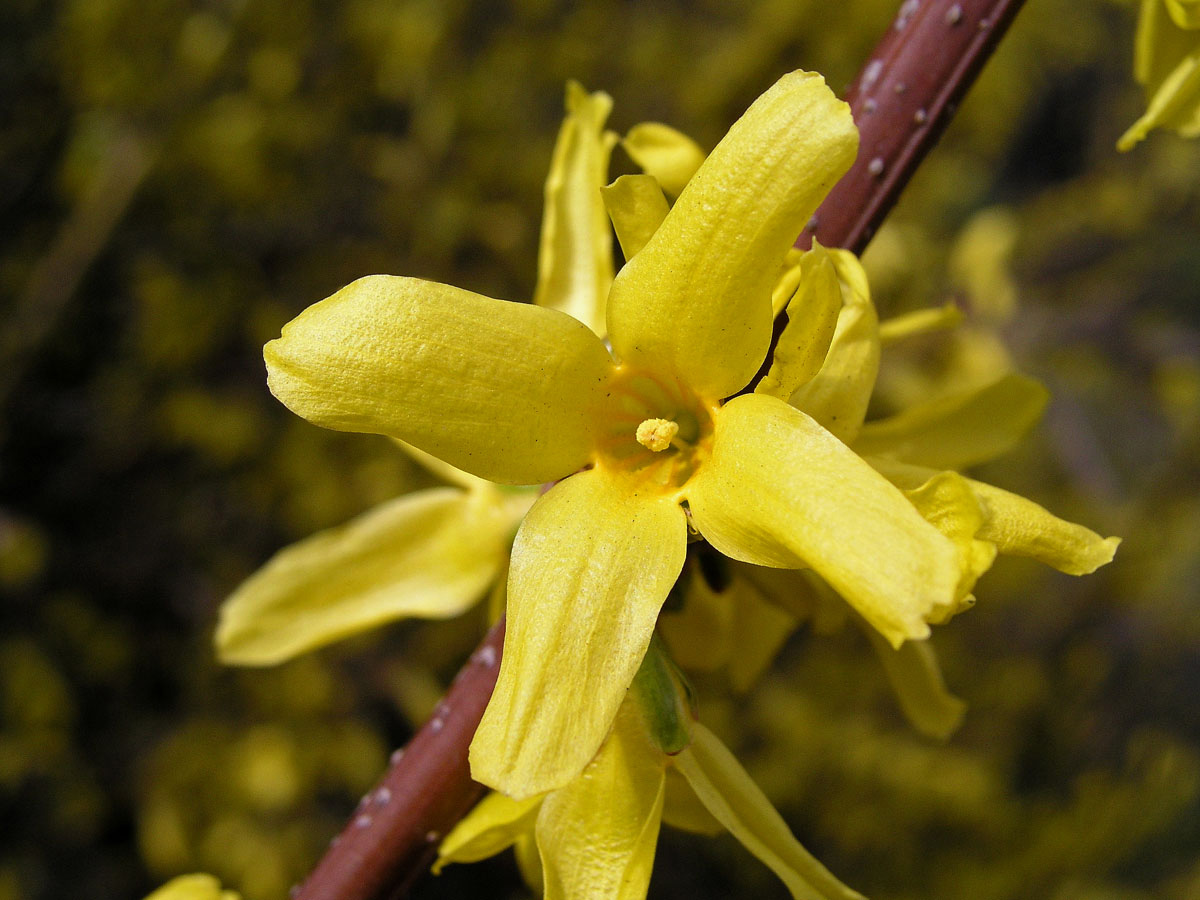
[293, 620, 504, 900]
[801, 0, 1026, 253]
[292, 2, 1027, 898]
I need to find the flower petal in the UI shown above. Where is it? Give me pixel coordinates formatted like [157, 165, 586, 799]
[756, 242, 844, 400]
[877, 303, 963, 346]
[608, 72, 858, 400]
[787, 250, 879, 443]
[433, 791, 542, 873]
[686, 393, 960, 647]
[621, 122, 706, 197]
[869, 457, 1120, 575]
[144, 875, 240, 900]
[857, 617, 965, 740]
[536, 702, 666, 900]
[900, 470, 999, 604]
[532, 81, 618, 337]
[266, 275, 613, 485]
[675, 722, 866, 900]
[853, 373, 1050, 470]
[601, 174, 670, 261]
[216, 487, 526, 665]
[728, 578, 798, 692]
[470, 469, 687, 798]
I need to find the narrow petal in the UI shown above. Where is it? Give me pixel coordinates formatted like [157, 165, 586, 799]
[686, 394, 960, 647]
[852, 373, 1050, 470]
[659, 564, 735, 673]
[608, 72, 858, 400]
[537, 702, 667, 900]
[728, 578, 799, 692]
[621, 122, 706, 197]
[216, 487, 527, 665]
[757, 242, 843, 400]
[787, 250, 879, 443]
[433, 792, 542, 873]
[266, 275, 613, 485]
[857, 616, 966, 740]
[1166, 0, 1200, 30]
[532, 81, 618, 337]
[1119, 50, 1200, 150]
[393, 439, 492, 491]
[869, 457, 1120, 575]
[662, 767, 723, 836]
[900, 470, 999, 604]
[601, 174, 670, 261]
[877, 303, 963, 346]
[470, 469, 687, 798]
[675, 723, 866, 900]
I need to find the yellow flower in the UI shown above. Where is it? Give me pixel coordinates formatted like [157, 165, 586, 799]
[264, 70, 971, 800]
[436, 654, 865, 900]
[262, 70, 1116, 802]
[214, 83, 615, 665]
[143, 874, 240, 900]
[1119, 0, 1200, 150]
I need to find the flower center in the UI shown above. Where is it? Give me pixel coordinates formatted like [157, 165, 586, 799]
[595, 369, 715, 493]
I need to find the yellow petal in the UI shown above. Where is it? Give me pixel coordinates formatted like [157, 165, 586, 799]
[601, 174, 670, 261]
[514, 833, 544, 894]
[392, 438, 491, 491]
[659, 563, 735, 673]
[621, 122, 707, 197]
[1119, 49, 1200, 150]
[787, 251, 879, 443]
[265, 275, 613, 485]
[900, 470, 999, 603]
[674, 723, 866, 900]
[877, 303, 963, 346]
[433, 791, 542, 873]
[607, 72, 858, 400]
[536, 702, 667, 900]
[728, 577, 799, 692]
[1166, 0, 1200, 29]
[686, 393, 960, 647]
[532, 81, 618, 337]
[857, 616, 966, 740]
[853, 373, 1050, 470]
[470, 469, 687, 798]
[662, 766, 723, 836]
[144, 875, 240, 900]
[870, 457, 1120, 575]
[757, 242, 844, 400]
[216, 487, 528, 665]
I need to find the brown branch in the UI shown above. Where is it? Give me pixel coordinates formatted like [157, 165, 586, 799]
[801, 0, 1026, 253]
[293, 619, 504, 900]
[292, 2, 1027, 897]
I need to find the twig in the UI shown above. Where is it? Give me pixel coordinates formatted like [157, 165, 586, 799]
[293, 619, 504, 900]
[292, 1, 1027, 897]
[801, 0, 1026, 254]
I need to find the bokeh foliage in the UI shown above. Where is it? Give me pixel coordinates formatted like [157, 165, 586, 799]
[1, 0, 1198, 898]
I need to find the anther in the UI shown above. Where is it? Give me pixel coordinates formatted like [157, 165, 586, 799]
[636, 418, 679, 452]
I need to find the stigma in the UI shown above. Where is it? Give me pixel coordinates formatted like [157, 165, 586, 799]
[635, 418, 679, 452]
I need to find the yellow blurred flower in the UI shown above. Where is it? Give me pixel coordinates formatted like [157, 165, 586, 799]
[1119, 0, 1200, 150]
[143, 874, 240, 900]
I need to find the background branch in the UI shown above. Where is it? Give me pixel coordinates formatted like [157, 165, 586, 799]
[293, 1, 1027, 897]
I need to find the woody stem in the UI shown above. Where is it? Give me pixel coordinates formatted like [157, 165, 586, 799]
[291, 1, 1026, 898]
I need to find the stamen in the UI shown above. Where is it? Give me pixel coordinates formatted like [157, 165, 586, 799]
[635, 418, 680, 452]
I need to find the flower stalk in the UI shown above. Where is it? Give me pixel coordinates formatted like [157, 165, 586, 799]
[291, 1, 1028, 897]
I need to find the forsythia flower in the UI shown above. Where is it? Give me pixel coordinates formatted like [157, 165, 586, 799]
[1119, 0, 1200, 150]
[262, 69, 1117, 804]
[143, 875, 240, 900]
[436, 649, 865, 900]
[214, 83, 616, 664]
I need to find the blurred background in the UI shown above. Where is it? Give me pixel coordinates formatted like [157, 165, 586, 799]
[2, 0, 1198, 898]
